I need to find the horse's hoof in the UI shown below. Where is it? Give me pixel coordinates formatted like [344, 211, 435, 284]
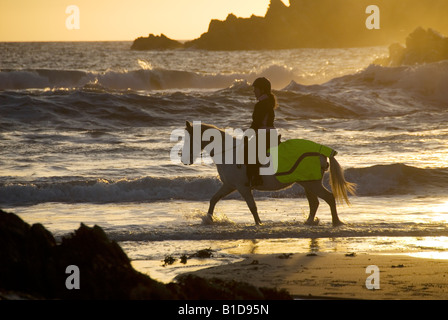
[332, 220, 345, 227]
[202, 214, 214, 225]
[305, 218, 319, 226]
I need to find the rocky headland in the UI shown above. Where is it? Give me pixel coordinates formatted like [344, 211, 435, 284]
[131, 0, 448, 50]
[373, 27, 448, 66]
[131, 34, 183, 51]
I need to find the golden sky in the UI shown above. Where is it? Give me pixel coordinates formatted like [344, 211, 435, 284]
[0, 0, 289, 41]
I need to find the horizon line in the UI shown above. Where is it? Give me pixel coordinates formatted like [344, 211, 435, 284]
[0, 39, 194, 43]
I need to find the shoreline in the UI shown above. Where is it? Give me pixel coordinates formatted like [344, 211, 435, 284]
[179, 252, 448, 300]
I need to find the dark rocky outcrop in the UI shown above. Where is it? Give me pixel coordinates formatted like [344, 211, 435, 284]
[374, 28, 448, 66]
[131, 34, 183, 50]
[132, 0, 448, 50]
[169, 274, 291, 300]
[0, 209, 171, 299]
[0, 209, 292, 300]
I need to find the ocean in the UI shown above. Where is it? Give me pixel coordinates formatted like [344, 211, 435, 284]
[1, 41, 448, 283]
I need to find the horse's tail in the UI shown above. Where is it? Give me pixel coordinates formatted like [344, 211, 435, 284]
[329, 156, 357, 205]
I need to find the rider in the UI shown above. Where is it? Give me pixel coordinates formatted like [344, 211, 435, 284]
[247, 77, 278, 186]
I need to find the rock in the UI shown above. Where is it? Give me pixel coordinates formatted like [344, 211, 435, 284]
[0, 209, 171, 299]
[190, 248, 214, 258]
[0, 209, 292, 300]
[170, 274, 291, 300]
[53, 223, 172, 299]
[404, 28, 448, 64]
[374, 28, 448, 66]
[134, 0, 448, 50]
[0, 211, 55, 297]
[131, 34, 183, 50]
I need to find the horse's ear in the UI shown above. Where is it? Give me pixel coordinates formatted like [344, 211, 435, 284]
[186, 121, 192, 130]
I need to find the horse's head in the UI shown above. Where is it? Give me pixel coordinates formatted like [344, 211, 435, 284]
[180, 121, 192, 165]
[182, 121, 225, 165]
[182, 121, 208, 165]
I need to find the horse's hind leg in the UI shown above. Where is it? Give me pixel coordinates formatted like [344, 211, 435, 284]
[238, 187, 262, 225]
[304, 187, 319, 226]
[300, 181, 344, 227]
[207, 184, 235, 219]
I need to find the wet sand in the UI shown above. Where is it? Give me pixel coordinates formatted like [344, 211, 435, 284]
[185, 253, 448, 300]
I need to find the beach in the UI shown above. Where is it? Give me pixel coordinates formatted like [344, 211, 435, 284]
[184, 252, 448, 300]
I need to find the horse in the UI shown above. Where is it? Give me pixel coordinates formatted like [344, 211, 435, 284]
[181, 121, 356, 226]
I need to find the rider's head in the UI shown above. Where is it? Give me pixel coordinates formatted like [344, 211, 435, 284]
[252, 77, 278, 109]
[252, 77, 271, 98]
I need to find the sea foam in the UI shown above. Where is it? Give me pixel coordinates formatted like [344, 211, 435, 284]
[1, 164, 447, 206]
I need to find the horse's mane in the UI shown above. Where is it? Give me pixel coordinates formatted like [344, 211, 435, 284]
[201, 122, 225, 133]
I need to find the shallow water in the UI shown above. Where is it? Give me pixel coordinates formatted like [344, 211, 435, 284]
[11, 195, 448, 282]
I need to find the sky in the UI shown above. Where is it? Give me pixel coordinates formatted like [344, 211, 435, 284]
[0, 0, 289, 42]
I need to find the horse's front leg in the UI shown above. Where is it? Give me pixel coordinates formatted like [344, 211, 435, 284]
[207, 184, 235, 220]
[238, 187, 262, 225]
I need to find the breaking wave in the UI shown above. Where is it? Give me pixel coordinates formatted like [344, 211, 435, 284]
[1, 164, 447, 206]
[0, 64, 299, 91]
[2, 61, 447, 132]
[283, 60, 448, 113]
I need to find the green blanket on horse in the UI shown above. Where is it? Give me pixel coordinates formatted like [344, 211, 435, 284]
[269, 139, 337, 183]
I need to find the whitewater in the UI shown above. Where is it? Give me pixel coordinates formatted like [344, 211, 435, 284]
[1, 42, 448, 282]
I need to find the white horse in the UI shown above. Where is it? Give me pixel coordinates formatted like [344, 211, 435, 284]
[182, 121, 356, 226]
